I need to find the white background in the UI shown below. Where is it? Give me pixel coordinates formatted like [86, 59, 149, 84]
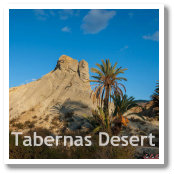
[0, 0, 173, 173]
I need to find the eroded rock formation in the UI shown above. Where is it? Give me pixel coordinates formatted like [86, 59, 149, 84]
[9, 55, 93, 134]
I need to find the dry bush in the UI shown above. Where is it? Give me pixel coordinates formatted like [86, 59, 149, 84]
[32, 116, 37, 119]
[12, 122, 24, 129]
[24, 120, 36, 129]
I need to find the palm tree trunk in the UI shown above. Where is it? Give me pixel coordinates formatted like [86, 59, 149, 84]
[104, 85, 109, 116]
[104, 85, 110, 134]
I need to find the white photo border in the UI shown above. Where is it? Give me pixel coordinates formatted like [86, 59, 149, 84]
[4, 3, 164, 165]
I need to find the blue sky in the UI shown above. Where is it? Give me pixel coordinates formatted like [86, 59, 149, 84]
[9, 9, 159, 100]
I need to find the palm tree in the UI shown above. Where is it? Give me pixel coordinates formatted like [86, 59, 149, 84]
[151, 81, 159, 108]
[111, 94, 137, 126]
[90, 59, 128, 117]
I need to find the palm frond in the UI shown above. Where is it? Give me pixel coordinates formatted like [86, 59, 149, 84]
[111, 94, 137, 117]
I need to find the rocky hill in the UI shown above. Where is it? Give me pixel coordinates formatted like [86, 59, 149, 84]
[10, 55, 94, 133]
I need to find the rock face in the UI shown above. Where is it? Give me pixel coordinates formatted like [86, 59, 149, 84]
[9, 55, 93, 133]
[78, 60, 90, 82]
[54, 55, 90, 82]
[54, 55, 78, 73]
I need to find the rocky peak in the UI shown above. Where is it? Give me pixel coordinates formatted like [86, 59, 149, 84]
[54, 55, 90, 82]
[54, 55, 79, 73]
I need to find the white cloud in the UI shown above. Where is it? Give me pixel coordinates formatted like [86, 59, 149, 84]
[20, 78, 37, 85]
[33, 10, 57, 20]
[120, 45, 129, 52]
[59, 9, 80, 20]
[61, 26, 71, 32]
[81, 9, 116, 34]
[33, 9, 49, 20]
[143, 31, 159, 41]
